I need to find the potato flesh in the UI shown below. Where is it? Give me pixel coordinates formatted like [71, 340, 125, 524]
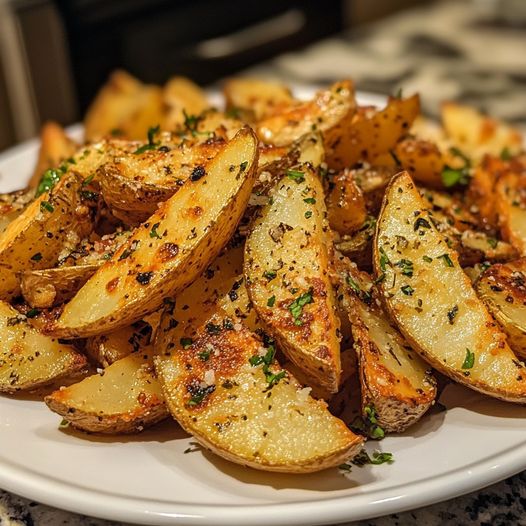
[245, 168, 341, 393]
[375, 172, 526, 402]
[45, 347, 166, 433]
[496, 172, 526, 255]
[162, 76, 209, 130]
[155, 314, 363, 473]
[0, 301, 86, 392]
[476, 259, 526, 358]
[52, 128, 258, 337]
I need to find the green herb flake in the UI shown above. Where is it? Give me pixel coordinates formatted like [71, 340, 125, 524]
[414, 217, 431, 231]
[304, 210, 313, 219]
[198, 350, 211, 362]
[441, 167, 470, 188]
[26, 308, 40, 319]
[82, 173, 95, 186]
[447, 304, 459, 324]
[396, 259, 414, 277]
[423, 255, 433, 263]
[352, 450, 394, 467]
[149, 222, 162, 239]
[239, 161, 248, 172]
[438, 253, 454, 267]
[487, 237, 498, 249]
[303, 197, 316, 204]
[249, 342, 286, 388]
[500, 147, 512, 161]
[36, 168, 61, 197]
[286, 169, 305, 183]
[59, 419, 70, 429]
[263, 270, 277, 281]
[134, 125, 160, 154]
[288, 289, 313, 326]
[267, 295, 276, 308]
[40, 201, 54, 213]
[401, 285, 414, 296]
[31, 252, 42, 262]
[462, 348, 475, 369]
[180, 337, 193, 349]
[379, 247, 390, 272]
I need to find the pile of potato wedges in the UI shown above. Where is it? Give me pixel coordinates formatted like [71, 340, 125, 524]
[0, 71, 525, 474]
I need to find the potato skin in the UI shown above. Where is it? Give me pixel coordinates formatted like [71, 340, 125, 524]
[374, 171, 526, 403]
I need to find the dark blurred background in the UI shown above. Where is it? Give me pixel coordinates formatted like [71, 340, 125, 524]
[1, 0, 525, 150]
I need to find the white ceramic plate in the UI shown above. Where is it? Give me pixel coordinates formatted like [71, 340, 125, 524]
[0, 90, 525, 526]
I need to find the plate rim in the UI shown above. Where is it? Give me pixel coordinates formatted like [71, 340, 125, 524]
[0, 89, 524, 526]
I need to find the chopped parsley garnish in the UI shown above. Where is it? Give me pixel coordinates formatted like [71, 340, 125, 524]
[249, 341, 286, 388]
[239, 161, 248, 172]
[487, 237, 498, 249]
[303, 197, 316, 204]
[286, 169, 305, 183]
[59, 419, 70, 429]
[364, 405, 385, 440]
[394, 87, 403, 99]
[346, 275, 361, 295]
[187, 384, 215, 407]
[180, 337, 193, 349]
[182, 110, 202, 136]
[263, 270, 277, 281]
[267, 295, 276, 307]
[462, 348, 475, 369]
[304, 210, 312, 219]
[205, 322, 222, 335]
[396, 259, 414, 277]
[36, 168, 61, 197]
[352, 450, 394, 467]
[26, 308, 40, 318]
[441, 150, 471, 188]
[423, 255, 433, 263]
[447, 305, 459, 324]
[414, 217, 431, 231]
[80, 190, 98, 201]
[437, 253, 454, 267]
[401, 285, 414, 296]
[288, 289, 313, 326]
[134, 125, 160, 154]
[31, 252, 42, 262]
[198, 350, 211, 361]
[500, 147, 512, 161]
[149, 222, 162, 239]
[40, 201, 54, 213]
[379, 247, 390, 272]
[82, 174, 95, 186]
[118, 240, 139, 261]
[449, 146, 471, 166]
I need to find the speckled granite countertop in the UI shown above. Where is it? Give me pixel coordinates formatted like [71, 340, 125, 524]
[1, 1, 525, 525]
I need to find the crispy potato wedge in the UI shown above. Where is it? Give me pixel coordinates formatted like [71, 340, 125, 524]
[224, 77, 293, 122]
[245, 166, 342, 393]
[334, 255, 436, 432]
[0, 300, 86, 393]
[45, 346, 167, 434]
[50, 127, 258, 338]
[84, 70, 164, 141]
[374, 171, 526, 403]
[394, 138, 445, 189]
[326, 169, 367, 235]
[162, 76, 210, 130]
[20, 264, 100, 309]
[256, 80, 356, 148]
[30, 122, 78, 188]
[155, 311, 363, 473]
[442, 102, 523, 160]
[476, 259, 526, 359]
[0, 172, 94, 299]
[495, 171, 526, 255]
[326, 95, 420, 170]
[99, 137, 226, 224]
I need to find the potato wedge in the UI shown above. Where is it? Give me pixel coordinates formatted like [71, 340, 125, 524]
[155, 311, 363, 473]
[245, 166, 342, 393]
[0, 172, 94, 299]
[30, 122, 78, 188]
[256, 80, 356, 148]
[334, 217, 376, 270]
[99, 137, 226, 224]
[495, 171, 526, 255]
[0, 300, 86, 393]
[374, 171, 526, 403]
[442, 102, 523, 160]
[223, 77, 293, 122]
[45, 346, 167, 434]
[20, 264, 100, 309]
[49, 127, 258, 338]
[326, 95, 420, 170]
[162, 76, 210, 130]
[475, 259, 526, 359]
[333, 255, 436, 432]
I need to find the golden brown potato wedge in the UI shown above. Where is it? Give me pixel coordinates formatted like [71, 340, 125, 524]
[20, 264, 100, 309]
[475, 259, 526, 359]
[333, 255, 436, 433]
[0, 300, 86, 393]
[98, 136, 226, 224]
[495, 171, 526, 255]
[49, 127, 258, 338]
[155, 311, 364, 473]
[326, 95, 420, 170]
[162, 76, 210, 130]
[374, 171, 526, 403]
[223, 77, 293, 122]
[84, 70, 164, 141]
[245, 166, 342, 393]
[441, 102, 523, 160]
[256, 80, 356, 148]
[326, 169, 367, 235]
[0, 172, 94, 299]
[45, 346, 167, 434]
